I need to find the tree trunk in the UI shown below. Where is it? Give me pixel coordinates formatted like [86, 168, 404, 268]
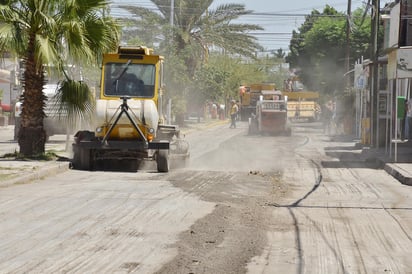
[18, 32, 47, 157]
[18, 126, 46, 156]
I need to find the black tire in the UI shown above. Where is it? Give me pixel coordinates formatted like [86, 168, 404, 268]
[72, 131, 96, 171]
[157, 149, 170, 172]
[72, 146, 92, 170]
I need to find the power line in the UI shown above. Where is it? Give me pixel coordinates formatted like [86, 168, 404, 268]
[111, 0, 369, 51]
[111, 5, 350, 19]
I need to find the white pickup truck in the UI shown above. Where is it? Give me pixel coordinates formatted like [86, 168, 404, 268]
[14, 84, 69, 140]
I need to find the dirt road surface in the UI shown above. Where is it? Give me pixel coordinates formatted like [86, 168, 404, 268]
[0, 121, 411, 273]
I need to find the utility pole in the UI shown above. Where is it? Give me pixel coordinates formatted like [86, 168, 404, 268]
[371, 0, 380, 147]
[345, 0, 352, 88]
[170, 0, 174, 27]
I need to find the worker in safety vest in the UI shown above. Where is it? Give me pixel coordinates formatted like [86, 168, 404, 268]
[229, 100, 238, 128]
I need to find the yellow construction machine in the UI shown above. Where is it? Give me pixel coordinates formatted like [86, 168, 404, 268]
[71, 46, 189, 172]
[239, 83, 276, 121]
[282, 77, 320, 122]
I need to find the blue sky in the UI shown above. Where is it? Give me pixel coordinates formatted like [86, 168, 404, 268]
[111, 0, 378, 52]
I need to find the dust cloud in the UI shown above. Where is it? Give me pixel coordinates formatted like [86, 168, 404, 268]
[187, 130, 287, 173]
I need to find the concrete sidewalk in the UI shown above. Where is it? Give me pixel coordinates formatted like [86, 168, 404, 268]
[319, 134, 412, 186]
[0, 160, 70, 187]
[360, 141, 412, 186]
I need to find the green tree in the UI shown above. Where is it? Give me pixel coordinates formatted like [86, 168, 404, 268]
[119, 0, 264, 125]
[286, 5, 380, 95]
[193, 54, 266, 108]
[0, 0, 119, 156]
[287, 6, 344, 93]
[119, 0, 263, 74]
[304, 13, 347, 93]
[272, 48, 286, 59]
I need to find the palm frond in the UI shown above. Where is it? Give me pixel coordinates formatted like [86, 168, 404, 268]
[61, 0, 110, 18]
[207, 3, 251, 23]
[53, 79, 95, 128]
[55, 0, 120, 65]
[119, 5, 166, 22]
[0, 24, 13, 49]
[83, 14, 119, 56]
[0, 3, 15, 19]
[35, 34, 59, 65]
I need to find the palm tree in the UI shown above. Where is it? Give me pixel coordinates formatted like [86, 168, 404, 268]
[119, 0, 263, 73]
[273, 48, 286, 60]
[0, 0, 119, 157]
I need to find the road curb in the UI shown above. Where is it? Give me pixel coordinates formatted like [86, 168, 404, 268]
[361, 147, 412, 186]
[384, 163, 412, 186]
[1, 161, 70, 187]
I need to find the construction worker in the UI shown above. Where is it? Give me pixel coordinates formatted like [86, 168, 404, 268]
[229, 100, 238, 128]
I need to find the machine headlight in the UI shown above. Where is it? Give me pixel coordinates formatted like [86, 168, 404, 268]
[148, 128, 155, 134]
[96, 127, 103, 133]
